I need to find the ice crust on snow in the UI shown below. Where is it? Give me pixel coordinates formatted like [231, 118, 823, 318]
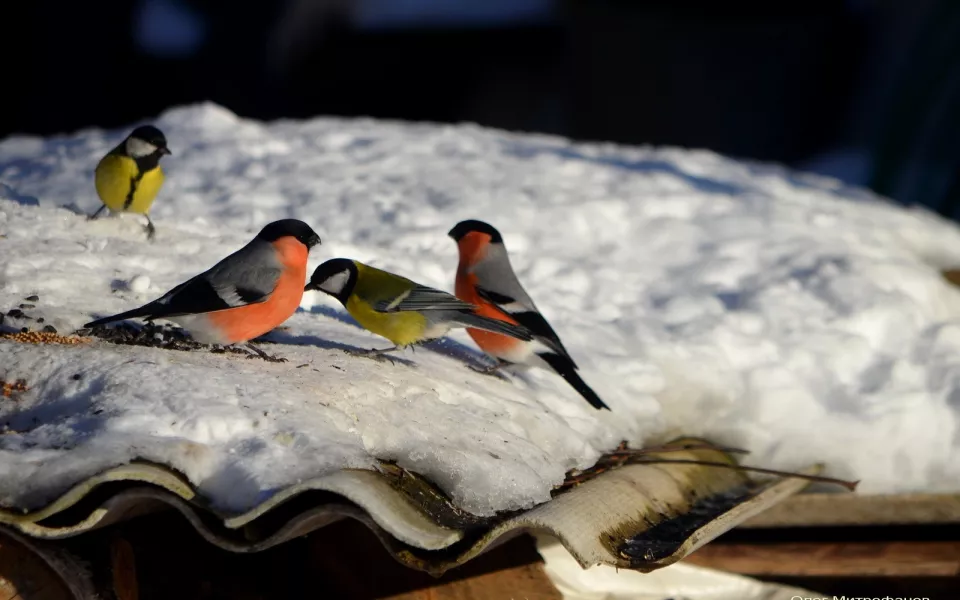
[2, 102, 960, 516]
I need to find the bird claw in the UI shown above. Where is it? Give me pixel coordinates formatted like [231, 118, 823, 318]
[347, 348, 380, 357]
[247, 354, 287, 363]
[144, 219, 156, 241]
[244, 343, 286, 363]
[345, 347, 402, 364]
[469, 362, 509, 379]
[88, 206, 107, 221]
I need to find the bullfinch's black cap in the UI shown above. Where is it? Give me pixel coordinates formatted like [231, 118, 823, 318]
[447, 219, 503, 243]
[257, 219, 322, 249]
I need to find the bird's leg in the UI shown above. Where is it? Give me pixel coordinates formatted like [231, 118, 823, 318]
[470, 359, 508, 376]
[352, 346, 399, 356]
[88, 205, 107, 221]
[406, 339, 430, 354]
[345, 345, 405, 363]
[244, 342, 287, 363]
[144, 214, 156, 241]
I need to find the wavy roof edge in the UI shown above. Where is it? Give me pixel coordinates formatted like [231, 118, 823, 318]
[1, 444, 825, 575]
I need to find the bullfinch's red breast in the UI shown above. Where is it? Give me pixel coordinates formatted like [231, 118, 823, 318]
[85, 219, 321, 346]
[449, 220, 610, 410]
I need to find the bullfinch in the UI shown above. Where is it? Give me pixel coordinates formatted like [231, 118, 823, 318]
[91, 125, 171, 239]
[448, 220, 610, 410]
[305, 258, 533, 356]
[85, 219, 321, 356]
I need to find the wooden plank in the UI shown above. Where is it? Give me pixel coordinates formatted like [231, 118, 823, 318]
[684, 540, 960, 576]
[741, 493, 960, 528]
[381, 562, 561, 600]
[942, 269, 960, 287]
[110, 536, 139, 600]
[306, 521, 561, 599]
[0, 529, 75, 600]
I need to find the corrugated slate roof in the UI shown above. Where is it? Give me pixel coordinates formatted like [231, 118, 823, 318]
[0, 441, 818, 575]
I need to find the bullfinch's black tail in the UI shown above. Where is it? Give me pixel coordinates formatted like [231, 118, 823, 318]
[84, 304, 158, 328]
[539, 352, 610, 410]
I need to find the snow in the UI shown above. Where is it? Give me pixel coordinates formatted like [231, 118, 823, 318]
[2, 102, 960, 517]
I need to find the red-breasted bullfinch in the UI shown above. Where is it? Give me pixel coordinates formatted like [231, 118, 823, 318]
[448, 220, 610, 410]
[85, 219, 321, 354]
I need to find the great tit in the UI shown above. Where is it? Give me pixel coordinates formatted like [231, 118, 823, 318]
[305, 258, 533, 356]
[91, 125, 171, 239]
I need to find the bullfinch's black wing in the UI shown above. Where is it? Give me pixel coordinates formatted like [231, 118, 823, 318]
[85, 242, 282, 327]
[477, 286, 604, 407]
[476, 286, 575, 365]
[148, 265, 280, 318]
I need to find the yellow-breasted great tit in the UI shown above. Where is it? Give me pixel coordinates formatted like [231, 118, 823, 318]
[91, 125, 171, 239]
[305, 258, 533, 356]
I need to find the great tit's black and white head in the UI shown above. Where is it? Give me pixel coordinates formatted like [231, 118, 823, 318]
[305, 258, 358, 303]
[256, 219, 322, 250]
[125, 125, 171, 158]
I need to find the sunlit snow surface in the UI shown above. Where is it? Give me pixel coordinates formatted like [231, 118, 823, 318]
[2, 103, 960, 516]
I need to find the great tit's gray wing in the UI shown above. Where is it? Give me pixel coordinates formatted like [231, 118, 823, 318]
[432, 310, 533, 341]
[370, 285, 534, 342]
[373, 285, 476, 313]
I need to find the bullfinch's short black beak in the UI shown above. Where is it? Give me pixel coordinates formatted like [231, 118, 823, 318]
[304, 282, 317, 292]
[307, 234, 321, 249]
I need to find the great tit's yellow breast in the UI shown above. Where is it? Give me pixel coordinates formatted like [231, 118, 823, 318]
[128, 166, 164, 214]
[94, 155, 164, 214]
[346, 294, 428, 347]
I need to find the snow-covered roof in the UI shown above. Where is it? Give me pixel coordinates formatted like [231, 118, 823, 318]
[2, 103, 960, 525]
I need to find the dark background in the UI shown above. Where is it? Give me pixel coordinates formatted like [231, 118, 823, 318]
[5, 0, 960, 218]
